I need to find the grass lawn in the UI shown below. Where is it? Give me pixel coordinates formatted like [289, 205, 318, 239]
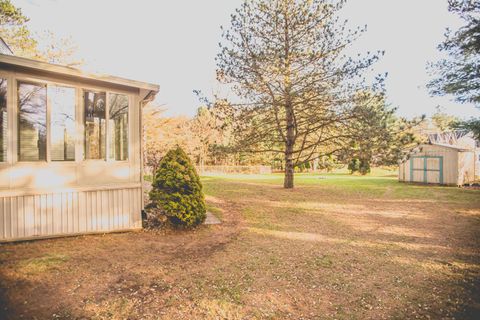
[1, 170, 479, 319]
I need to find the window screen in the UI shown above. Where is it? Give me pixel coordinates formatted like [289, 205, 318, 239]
[0, 79, 6, 162]
[108, 93, 128, 160]
[50, 86, 75, 161]
[84, 91, 106, 159]
[18, 82, 47, 161]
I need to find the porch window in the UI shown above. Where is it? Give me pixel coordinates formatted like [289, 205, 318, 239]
[108, 93, 128, 160]
[84, 91, 106, 159]
[0, 79, 6, 162]
[18, 82, 47, 161]
[49, 86, 75, 161]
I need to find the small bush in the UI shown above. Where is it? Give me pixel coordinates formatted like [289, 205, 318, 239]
[348, 158, 371, 175]
[348, 158, 360, 174]
[358, 160, 371, 175]
[149, 147, 206, 228]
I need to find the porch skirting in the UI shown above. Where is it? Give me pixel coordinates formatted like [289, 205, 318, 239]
[0, 184, 143, 242]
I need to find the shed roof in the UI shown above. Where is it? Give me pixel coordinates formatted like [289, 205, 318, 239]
[400, 142, 471, 161]
[429, 143, 470, 151]
[0, 53, 159, 100]
[406, 143, 471, 152]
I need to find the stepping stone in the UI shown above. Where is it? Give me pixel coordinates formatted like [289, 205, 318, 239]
[204, 212, 221, 225]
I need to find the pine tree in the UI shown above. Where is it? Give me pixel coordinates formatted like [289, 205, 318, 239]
[428, 0, 479, 104]
[216, 0, 383, 188]
[341, 91, 423, 173]
[428, 0, 479, 139]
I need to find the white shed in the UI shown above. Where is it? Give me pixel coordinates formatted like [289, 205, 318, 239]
[399, 132, 480, 186]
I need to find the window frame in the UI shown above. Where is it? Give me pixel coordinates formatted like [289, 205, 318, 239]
[48, 85, 77, 162]
[0, 71, 11, 166]
[82, 89, 107, 162]
[81, 87, 131, 163]
[14, 74, 78, 164]
[17, 80, 48, 163]
[10, 74, 133, 165]
[106, 91, 130, 162]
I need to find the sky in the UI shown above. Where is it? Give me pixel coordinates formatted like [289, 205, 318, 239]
[12, 0, 480, 120]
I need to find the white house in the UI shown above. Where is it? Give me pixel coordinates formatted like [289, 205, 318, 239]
[0, 53, 159, 242]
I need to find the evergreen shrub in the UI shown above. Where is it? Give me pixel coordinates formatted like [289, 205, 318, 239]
[149, 147, 206, 228]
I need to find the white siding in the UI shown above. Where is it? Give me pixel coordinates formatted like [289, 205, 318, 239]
[0, 185, 142, 241]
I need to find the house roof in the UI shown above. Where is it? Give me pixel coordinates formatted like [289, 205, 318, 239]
[0, 53, 159, 101]
[0, 37, 13, 55]
[428, 130, 470, 145]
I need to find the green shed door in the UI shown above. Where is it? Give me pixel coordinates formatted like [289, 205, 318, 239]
[410, 156, 443, 184]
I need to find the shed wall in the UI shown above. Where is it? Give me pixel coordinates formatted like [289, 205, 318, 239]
[398, 145, 459, 185]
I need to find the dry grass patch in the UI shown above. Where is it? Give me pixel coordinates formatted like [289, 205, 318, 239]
[0, 172, 479, 319]
[16, 253, 69, 275]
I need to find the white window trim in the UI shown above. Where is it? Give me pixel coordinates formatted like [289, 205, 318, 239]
[7, 73, 133, 165]
[82, 89, 131, 163]
[16, 79, 48, 163]
[15, 75, 78, 163]
[0, 71, 11, 166]
[82, 89, 107, 162]
[48, 85, 77, 162]
[106, 91, 130, 163]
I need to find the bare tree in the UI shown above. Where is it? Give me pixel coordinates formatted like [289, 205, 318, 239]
[144, 105, 190, 175]
[0, 0, 82, 66]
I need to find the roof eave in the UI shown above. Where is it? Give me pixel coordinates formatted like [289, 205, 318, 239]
[140, 88, 158, 104]
[430, 143, 470, 151]
[0, 53, 160, 93]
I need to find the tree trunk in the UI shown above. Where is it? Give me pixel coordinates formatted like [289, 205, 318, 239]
[283, 101, 295, 189]
[284, 151, 294, 188]
[283, 2, 294, 189]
